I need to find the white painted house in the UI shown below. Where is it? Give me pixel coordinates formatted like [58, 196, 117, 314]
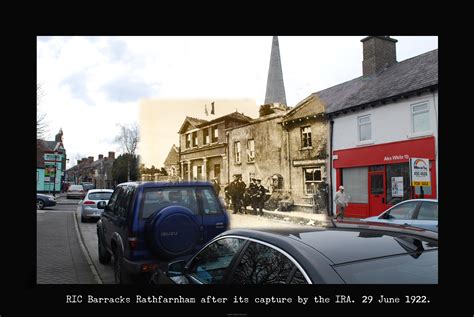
[318, 36, 438, 218]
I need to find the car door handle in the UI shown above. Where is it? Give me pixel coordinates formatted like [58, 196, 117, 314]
[215, 222, 224, 228]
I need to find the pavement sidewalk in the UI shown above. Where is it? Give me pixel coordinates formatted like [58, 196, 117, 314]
[37, 210, 100, 284]
[241, 207, 361, 227]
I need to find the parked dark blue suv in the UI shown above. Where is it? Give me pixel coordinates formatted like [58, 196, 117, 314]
[96, 181, 229, 284]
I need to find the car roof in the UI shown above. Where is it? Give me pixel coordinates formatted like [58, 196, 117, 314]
[221, 224, 437, 265]
[117, 181, 214, 188]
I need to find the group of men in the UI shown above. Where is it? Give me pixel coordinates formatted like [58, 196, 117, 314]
[224, 175, 267, 216]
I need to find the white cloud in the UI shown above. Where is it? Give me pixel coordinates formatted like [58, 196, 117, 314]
[37, 36, 438, 169]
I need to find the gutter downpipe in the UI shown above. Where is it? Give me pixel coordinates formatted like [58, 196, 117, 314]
[329, 119, 334, 217]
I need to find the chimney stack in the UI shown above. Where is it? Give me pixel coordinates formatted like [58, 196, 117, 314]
[361, 36, 397, 77]
[108, 151, 115, 160]
[88, 156, 94, 163]
[98, 154, 104, 160]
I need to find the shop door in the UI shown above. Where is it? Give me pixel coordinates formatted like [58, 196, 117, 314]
[369, 172, 386, 216]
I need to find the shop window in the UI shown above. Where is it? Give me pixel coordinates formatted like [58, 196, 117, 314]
[234, 142, 241, 164]
[386, 163, 411, 205]
[411, 102, 430, 133]
[342, 167, 368, 203]
[358, 115, 372, 142]
[301, 126, 312, 148]
[247, 139, 255, 162]
[304, 167, 321, 194]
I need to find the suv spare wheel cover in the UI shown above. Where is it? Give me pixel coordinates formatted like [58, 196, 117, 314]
[146, 206, 200, 259]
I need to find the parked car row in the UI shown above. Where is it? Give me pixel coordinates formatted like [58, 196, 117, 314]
[94, 181, 438, 285]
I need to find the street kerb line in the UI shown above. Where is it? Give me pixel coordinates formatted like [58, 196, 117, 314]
[73, 210, 103, 284]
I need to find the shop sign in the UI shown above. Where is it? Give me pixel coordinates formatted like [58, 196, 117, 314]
[410, 158, 430, 186]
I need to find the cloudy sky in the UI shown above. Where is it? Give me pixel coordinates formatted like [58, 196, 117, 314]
[37, 36, 438, 169]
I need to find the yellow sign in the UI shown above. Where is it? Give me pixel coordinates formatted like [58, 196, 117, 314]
[412, 181, 430, 186]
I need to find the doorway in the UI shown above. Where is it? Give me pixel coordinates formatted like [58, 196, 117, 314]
[368, 171, 386, 216]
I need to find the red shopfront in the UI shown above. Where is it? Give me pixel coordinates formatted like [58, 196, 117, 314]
[333, 136, 437, 218]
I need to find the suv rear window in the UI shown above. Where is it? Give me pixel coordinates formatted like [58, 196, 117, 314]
[140, 187, 222, 219]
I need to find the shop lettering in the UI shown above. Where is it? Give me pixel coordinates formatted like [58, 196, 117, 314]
[384, 154, 409, 161]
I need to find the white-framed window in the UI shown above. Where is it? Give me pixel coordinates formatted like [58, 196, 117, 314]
[247, 139, 255, 162]
[304, 167, 322, 194]
[192, 131, 198, 147]
[186, 133, 191, 149]
[301, 126, 312, 148]
[411, 101, 430, 133]
[358, 115, 372, 142]
[234, 141, 241, 164]
[212, 126, 218, 143]
[203, 128, 210, 145]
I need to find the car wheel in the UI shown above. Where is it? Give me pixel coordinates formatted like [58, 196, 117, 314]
[37, 199, 45, 210]
[98, 235, 111, 264]
[113, 249, 133, 284]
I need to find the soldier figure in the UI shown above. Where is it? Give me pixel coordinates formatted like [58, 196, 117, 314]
[318, 176, 330, 214]
[246, 177, 257, 211]
[253, 177, 266, 216]
[229, 175, 246, 214]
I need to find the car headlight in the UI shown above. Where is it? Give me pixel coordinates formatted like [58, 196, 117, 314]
[48, 196, 55, 201]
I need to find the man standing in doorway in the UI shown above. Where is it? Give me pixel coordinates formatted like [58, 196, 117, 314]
[334, 186, 349, 220]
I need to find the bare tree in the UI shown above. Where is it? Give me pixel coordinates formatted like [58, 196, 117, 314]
[115, 123, 139, 181]
[37, 83, 49, 139]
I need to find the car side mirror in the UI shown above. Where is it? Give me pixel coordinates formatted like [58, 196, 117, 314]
[97, 201, 107, 209]
[167, 259, 187, 277]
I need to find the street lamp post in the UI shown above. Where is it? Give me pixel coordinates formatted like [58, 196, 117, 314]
[52, 151, 58, 197]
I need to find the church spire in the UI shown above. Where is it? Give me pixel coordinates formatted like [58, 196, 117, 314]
[264, 36, 287, 106]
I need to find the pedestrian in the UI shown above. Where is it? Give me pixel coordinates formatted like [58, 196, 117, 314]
[253, 178, 266, 216]
[334, 186, 349, 220]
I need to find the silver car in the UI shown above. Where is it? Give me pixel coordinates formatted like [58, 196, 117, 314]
[362, 199, 438, 232]
[79, 189, 113, 222]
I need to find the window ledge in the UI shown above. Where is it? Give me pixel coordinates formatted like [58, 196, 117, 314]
[234, 162, 242, 166]
[300, 147, 313, 151]
[407, 131, 433, 139]
[247, 161, 255, 164]
[357, 139, 374, 146]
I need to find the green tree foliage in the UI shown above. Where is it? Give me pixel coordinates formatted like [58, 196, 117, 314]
[112, 154, 139, 184]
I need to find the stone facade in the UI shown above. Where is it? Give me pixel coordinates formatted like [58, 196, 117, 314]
[282, 95, 329, 211]
[178, 113, 252, 188]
